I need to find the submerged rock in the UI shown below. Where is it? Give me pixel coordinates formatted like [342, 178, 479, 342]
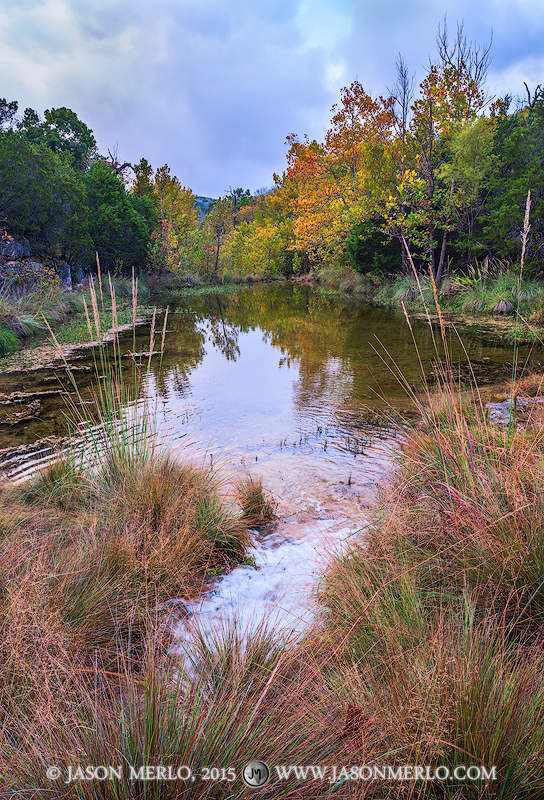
[487, 398, 516, 423]
[486, 394, 540, 424]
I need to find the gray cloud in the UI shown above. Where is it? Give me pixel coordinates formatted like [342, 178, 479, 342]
[1, 0, 544, 195]
[0, 0, 335, 194]
[333, 0, 544, 107]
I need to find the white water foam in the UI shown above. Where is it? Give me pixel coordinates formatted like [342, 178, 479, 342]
[174, 438, 396, 653]
[175, 515, 365, 649]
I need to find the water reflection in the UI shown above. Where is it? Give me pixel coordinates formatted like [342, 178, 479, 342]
[208, 297, 241, 362]
[150, 284, 542, 473]
[0, 283, 541, 481]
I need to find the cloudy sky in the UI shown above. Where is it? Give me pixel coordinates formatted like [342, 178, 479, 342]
[1, 0, 543, 197]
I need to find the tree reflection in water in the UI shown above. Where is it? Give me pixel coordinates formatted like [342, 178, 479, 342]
[208, 297, 241, 362]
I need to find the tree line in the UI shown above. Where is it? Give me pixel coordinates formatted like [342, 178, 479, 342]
[0, 103, 156, 277]
[2, 21, 544, 286]
[0, 98, 282, 282]
[152, 20, 544, 287]
[274, 22, 544, 286]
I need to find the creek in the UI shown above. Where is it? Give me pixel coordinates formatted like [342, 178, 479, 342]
[1, 283, 541, 641]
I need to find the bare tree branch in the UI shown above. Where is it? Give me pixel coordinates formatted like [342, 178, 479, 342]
[523, 82, 543, 108]
[435, 16, 493, 105]
[104, 148, 133, 177]
[388, 54, 415, 140]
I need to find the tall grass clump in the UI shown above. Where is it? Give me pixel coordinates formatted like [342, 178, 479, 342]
[314, 381, 544, 795]
[0, 269, 277, 794]
[313, 201, 544, 796]
[237, 474, 275, 527]
[36, 268, 253, 599]
[2, 614, 359, 799]
[0, 263, 85, 350]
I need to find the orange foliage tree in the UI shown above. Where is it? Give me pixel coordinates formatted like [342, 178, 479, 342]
[139, 163, 204, 276]
[384, 22, 492, 283]
[265, 23, 494, 285]
[284, 82, 397, 266]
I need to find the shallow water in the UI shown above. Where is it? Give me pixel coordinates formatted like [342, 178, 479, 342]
[1, 284, 539, 471]
[1, 284, 541, 639]
[175, 438, 394, 651]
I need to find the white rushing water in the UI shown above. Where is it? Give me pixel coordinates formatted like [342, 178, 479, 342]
[177, 518, 358, 645]
[176, 439, 395, 647]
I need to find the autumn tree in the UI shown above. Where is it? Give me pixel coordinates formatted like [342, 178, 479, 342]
[227, 187, 255, 227]
[150, 164, 202, 275]
[283, 81, 397, 271]
[253, 174, 298, 272]
[205, 197, 234, 277]
[385, 21, 492, 285]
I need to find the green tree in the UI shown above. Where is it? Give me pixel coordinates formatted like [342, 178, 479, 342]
[0, 130, 91, 262]
[439, 115, 495, 260]
[129, 160, 158, 238]
[131, 157, 155, 200]
[0, 98, 18, 130]
[344, 220, 402, 274]
[17, 106, 97, 171]
[85, 161, 152, 273]
[480, 96, 544, 273]
[227, 187, 254, 228]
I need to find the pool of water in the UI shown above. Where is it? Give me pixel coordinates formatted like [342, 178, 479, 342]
[2, 284, 539, 474]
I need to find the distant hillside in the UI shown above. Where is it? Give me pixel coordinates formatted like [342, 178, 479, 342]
[194, 196, 216, 221]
